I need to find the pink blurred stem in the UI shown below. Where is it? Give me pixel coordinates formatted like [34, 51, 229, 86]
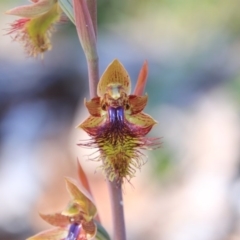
[87, 57, 99, 98]
[85, 0, 98, 98]
[86, 0, 97, 38]
[108, 180, 126, 240]
[73, 0, 99, 98]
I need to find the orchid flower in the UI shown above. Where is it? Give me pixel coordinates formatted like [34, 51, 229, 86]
[5, 0, 62, 57]
[78, 59, 159, 182]
[27, 178, 97, 240]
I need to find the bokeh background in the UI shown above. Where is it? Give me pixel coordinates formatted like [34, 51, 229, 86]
[1, 0, 240, 239]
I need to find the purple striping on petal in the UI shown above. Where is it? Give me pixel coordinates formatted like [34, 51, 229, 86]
[108, 106, 124, 123]
[65, 223, 81, 240]
[108, 107, 116, 123]
[116, 106, 124, 122]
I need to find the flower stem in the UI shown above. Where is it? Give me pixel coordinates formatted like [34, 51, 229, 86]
[108, 180, 126, 240]
[87, 56, 99, 98]
[83, 1, 127, 239]
[86, 0, 97, 38]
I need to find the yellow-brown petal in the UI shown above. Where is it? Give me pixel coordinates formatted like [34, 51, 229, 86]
[26, 227, 68, 240]
[77, 116, 105, 136]
[126, 112, 157, 135]
[61, 201, 81, 217]
[97, 59, 131, 97]
[39, 213, 69, 227]
[84, 97, 101, 117]
[5, 0, 57, 18]
[65, 177, 97, 221]
[128, 94, 148, 114]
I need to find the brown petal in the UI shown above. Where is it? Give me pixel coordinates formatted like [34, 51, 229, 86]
[26, 227, 68, 240]
[128, 95, 148, 114]
[39, 213, 69, 227]
[97, 59, 131, 97]
[84, 97, 101, 117]
[77, 159, 93, 198]
[65, 177, 97, 220]
[77, 116, 105, 136]
[82, 220, 97, 239]
[133, 60, 148, 96]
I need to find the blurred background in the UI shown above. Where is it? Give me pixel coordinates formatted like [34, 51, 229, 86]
[1, 0, 240, 239]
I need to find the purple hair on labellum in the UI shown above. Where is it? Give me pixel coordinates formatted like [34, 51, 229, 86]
[66, 223, 81, 240]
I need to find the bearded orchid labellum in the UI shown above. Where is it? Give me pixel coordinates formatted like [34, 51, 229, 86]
[27, 178, 97, 240]
[78, 59, 159, 182]
[5, 0, 62, 57]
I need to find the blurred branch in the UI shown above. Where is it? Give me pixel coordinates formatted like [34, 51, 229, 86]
[108, 180, 126, 240]
[86, 0, 97, 38]
[73, 0, 99, 98]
